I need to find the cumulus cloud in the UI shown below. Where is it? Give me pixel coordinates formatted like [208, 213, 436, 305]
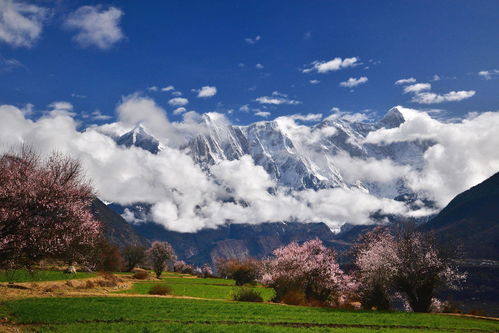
[289, 113, 323, 122]
[168, 97, 189, 106]
[394, 77, 416, 85]
[245, 35, 260, 44]
[161, 85, 175, 92]
[0, 0, 47, 48]
[396, 80, 475, 104]
[65, 5, 124, 50]
[309, 79, 320, 85]
[172, 107, 187, 115]
[302, 57, 359, 74]
[478, 69, 499, 80]
[411, 90, 475, 104]
[403, 83, 431, 94]
[255, 63, 264, 69]
[196, 86, 217, 98]
[255, 95, 301, 105]
[364, 106, 499, 205]
[255, 110, 271, 118]
[339, 76, 368, 88]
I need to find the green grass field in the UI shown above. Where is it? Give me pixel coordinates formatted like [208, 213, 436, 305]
[0, 269, 96, 283]
[3, 297, 498, 332]
[119, 276, 275, 301]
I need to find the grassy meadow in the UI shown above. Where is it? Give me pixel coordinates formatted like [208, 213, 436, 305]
[0, 270, 498, 332]
[0, 269, 96, 283]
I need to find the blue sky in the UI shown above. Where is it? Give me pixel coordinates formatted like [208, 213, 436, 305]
[0, 0, 498, 125]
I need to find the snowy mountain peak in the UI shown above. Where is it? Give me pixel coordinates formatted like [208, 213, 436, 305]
[380, 107, 405, 129]
[116, 124, 161, 154]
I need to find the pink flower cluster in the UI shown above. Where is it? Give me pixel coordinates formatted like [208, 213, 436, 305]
[0, 149, 101, 268]
[261, 239, 356, 305]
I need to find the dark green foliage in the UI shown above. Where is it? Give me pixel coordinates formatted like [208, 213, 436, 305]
[232, 287, 263, 302]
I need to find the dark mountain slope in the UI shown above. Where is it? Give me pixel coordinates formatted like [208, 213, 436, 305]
[90, 198, 149, 248]
[420, 172, 499, 260]
[133, 222, 343, 266]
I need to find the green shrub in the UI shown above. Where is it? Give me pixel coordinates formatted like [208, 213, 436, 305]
[148, 284, 172, 295]
[231, 287, 263, 302]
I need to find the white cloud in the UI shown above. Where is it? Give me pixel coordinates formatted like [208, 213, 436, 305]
[255, 63, 264, 69]
[168, 97, 189, 106]
[0, 55, 25, 73]
[411, 90, 475, 104]
[478, 69, 499, 80]
[147, 86, 158, 92]
[396, 80, 475, 104]
[161, 85, 175, 92]
[432, 74, 441, 81]
[245, 35, 260, 44]
[403, 83, 431, 94]
[172, 107, 186, 115]
[339, 76, 368, 88]
[196, 86, 217, 98]
[239, 104, 250, 112]
[364, 106, 499, 206]
[289, 113, 323, 122]
[255, 110, 271, 118]
[0, 0, 47, 48]
[394, 77, 416, 85]
[309, 79, 320, 85]
[255, 95, 301, 105]
[65, 5, 124, 50]
[172, 91, 182, 96]
[302, 57, 359, 74]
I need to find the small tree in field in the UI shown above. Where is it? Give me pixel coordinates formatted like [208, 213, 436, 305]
[0, 147, 101, 270]
[261, 239, 355, 306]
[392, 231, 465, 313]
[147, 241, 176, 278]
[174, 260, 194, 274]
[353, 227, 466, 312]
[201, 264, 213, 278]
[123, 245, 146, 272]
[215, 257, 261, 285]
[352, 227, 398, 310]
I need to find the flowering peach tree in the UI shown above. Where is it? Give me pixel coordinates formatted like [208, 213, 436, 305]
[0, 148, 101, 270]
[261, 239, 356, 306]
[353, 227, 466, 312]
[147, 241, 176, 278]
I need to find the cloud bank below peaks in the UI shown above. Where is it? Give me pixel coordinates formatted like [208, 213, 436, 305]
[0, 100, 498, 233]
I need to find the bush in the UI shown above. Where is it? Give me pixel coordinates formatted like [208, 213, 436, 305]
[133, 270, 150, 280]
[215, 258, 260, 286]
[232, 287, 263, 302]
[281, 289, 307, 306]
[148, 284, 172, 295]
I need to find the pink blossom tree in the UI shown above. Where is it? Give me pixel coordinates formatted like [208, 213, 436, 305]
[392, 231, 466, 312]
[261, 239, 355, 306]
[201, 264, 213, 278]
[0, 148, 101, 270]
[353, 227, 466, 312]
[173, 260, 194, 274]
[147, 241, 176, 278]
[352, 227, 398, 310]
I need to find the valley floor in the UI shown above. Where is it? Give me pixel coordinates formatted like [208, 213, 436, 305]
[0, 271, 498, 333]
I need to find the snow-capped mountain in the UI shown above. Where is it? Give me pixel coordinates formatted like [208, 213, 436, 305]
[116, 124, 161, 154]
[115, 107, 433, 203]
[182, 107, 430, 197]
